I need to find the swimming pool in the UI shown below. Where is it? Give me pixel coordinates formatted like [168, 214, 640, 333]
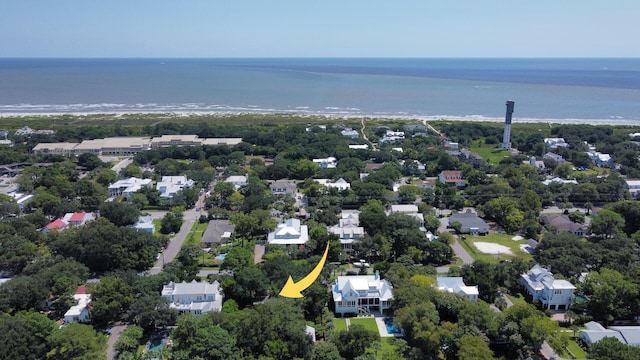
[384, 318, 402, 335]
[215, 254, 226, 260]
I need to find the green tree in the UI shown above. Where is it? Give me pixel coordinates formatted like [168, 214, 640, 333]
[589, 336, 640, 360]
[589, 209, 625, 239]
[0, 311, 56, 360]
[99, 201, 140, 227]
[336, 324, 380, 360]
[359, 200, 387, 236]
[46, 323, 106, 360]
[456, 335, 494, 360]
[171, 314, 240, 360]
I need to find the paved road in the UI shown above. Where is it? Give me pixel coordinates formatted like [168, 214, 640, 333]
[148, 193, 206, 275]
[111, 158, 134, 174]
[438, 217, 474, 265]
[106, 324, 128, 360]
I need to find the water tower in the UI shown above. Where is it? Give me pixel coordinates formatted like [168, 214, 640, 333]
[502, 100, 515, 150]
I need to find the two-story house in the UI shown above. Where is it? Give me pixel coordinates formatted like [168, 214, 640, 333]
[108, 177, 153, 199]
[439, 170, 466, 188]
[329, 210, 365, 252]
[157, 175, 194, 199]
[520, 265, 576, 310]
[267, 218, 309, 246]
[332, 272, 394, 316]
[161, 280, 224, 315]
[436, 277, 479, 301]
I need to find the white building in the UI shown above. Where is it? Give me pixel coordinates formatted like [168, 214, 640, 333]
[312, 157, 337, 169]
[587, 151, 614, 168]
[341, 128, 360, 138]
[348, 144, 369, 150]
[329, 211, 365, 252]
[625, 179, 640, 199]
[544, 138, 569, 150]
[316, 178, 351, 192]
[332, 272, 394, 316]
[579, 321, 630, 347]
[161, 280, 224, 315]
[379, 130, 405, 144]
[157, 176, 194, 199]
[436, 277, 479, 301]
[134, 215, 155, 233]
[225, 174, 248, 190]
[108, 177, 153, 199]
[267, 218, 309, 245]
[64, 287, 91, 323]
[520, 265, 576, 310]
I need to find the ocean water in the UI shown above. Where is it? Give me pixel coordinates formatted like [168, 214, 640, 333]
[0, 58, 639, 123]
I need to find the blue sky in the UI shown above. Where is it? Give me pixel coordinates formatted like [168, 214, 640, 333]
[1, 0, 638, 58]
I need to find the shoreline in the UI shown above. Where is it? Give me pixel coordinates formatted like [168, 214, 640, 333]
[1, 110, 639, 127]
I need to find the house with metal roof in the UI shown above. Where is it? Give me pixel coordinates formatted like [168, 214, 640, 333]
[332, 272, 393, 316]
[267, 218, 309, 245]
[436, 277, 479, 301]
[161, 280, 224, 315]
[520, 265, 576, 310]
[580, 321, 630, 347]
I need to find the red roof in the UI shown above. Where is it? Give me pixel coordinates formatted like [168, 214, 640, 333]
[76, 286, 88, 295]
[69, 212, 87, 222]
[46, 218, 67, 230]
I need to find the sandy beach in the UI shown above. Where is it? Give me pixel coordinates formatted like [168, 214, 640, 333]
[1, 111, 639, 126]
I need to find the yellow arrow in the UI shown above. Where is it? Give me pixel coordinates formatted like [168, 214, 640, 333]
[279, 241, 330, 298]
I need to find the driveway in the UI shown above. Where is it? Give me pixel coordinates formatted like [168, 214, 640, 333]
[439, 217, 474, 265]
[106, 324, 128, 360]
[148, 193, 206, 275]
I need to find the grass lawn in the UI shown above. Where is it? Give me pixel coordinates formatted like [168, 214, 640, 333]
[333, 318, 347, 333]
[153, 219, 162, 235]
[506, 293, 529, 307]
[185, 222, 208, 244]
[349, 318, 379, 334]
[469, 145, 512, 164]
[459, 233, 533, 263]
[566, 339, 588, 359]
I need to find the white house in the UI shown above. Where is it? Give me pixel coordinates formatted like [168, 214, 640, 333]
[379, 130, 405, 144]
[316, 178, 351, 192]
[544, 138, 569, 150]
[269, 179, 297, 198]
[341, 128, 360, 138]
[161, 280, 224, 315]
[520, 265, 576, 310]
[543, 152, 566, 164]
[587, 151, 614, 168]
[436, 277, 479, 301]
[64, 287, 91, 323]
[134, 215, 155, 233]
[225, 174, 248, 190]
[267, 218, 309, 245]
[329, 211, 365, 251]
[157, 176, 194, 199]
[312, 157, 337, 169]
[332, 272, 394, 316]
[43, 212, 97, 233]
[108, 177, 153, 199]
[625, 179, 640, 199]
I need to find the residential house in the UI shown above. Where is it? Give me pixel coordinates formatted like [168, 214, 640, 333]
[624, 179, 640, 199]
[329, 211, 365, 252]
[7, 192, 33, 211]
[399, 160, 426, 175]
[520, 265, 576, 310]
[587, 151, 614, 168]
[157, 176, 194, 199]
[524, 156, 546, 170]
[161, 280, 224, 315]
[332, 272, 394, 316]
[134, 215, 155, 233]
[543, 152, 566, 164]
[389, 205, 431, 236]
[64, 287, 91, 323]
[348, 144, 369, 150]
[579, 322, 630, 347]
[448, 211, 489, 235]
[225, 174, 248, 190]
[43, 212, 97, 233]
[439, 170, 466, 188]
[312, 157, 337, 169]
[436, 277, 479, 301]
[379, 130, 405, 144]
[108, 177, 153, 199]
[542, 214, 586, 237]
[416, 179, 436, 191]
[267, 218, 309, 245]
[542, 177, 578, 186]
[341, 128, 360, 138]
[15, 126, 55, 136]
[443, 140, 459, 150]
[316, 178, 351, 192]
[544, 138, 569, 150]
[269, 179, 297, 198]
[201, 220, 235, 247]
[459, 149, 484, 168]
